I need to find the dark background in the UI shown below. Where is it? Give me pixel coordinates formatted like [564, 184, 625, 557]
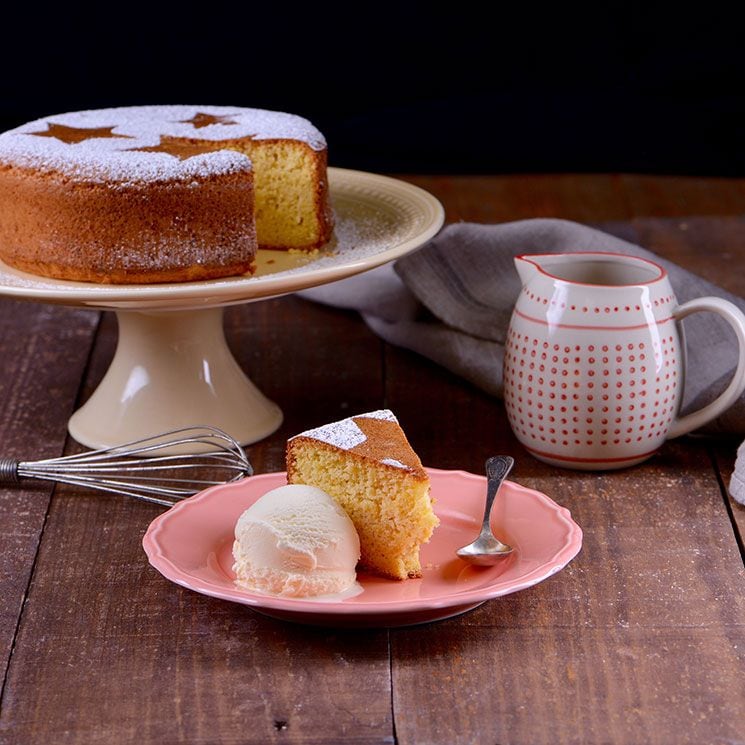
[1, 4, 743, 175]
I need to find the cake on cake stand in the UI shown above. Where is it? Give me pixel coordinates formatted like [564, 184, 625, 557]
[0, 169, 444, 451]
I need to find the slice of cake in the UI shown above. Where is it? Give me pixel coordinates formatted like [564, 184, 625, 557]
[286, 409, 438, 580]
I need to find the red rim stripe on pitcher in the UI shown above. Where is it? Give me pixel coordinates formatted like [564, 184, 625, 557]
[514, 308, 673, 331]
[523, 444, 660, 463]
[516, 252, 668, 288]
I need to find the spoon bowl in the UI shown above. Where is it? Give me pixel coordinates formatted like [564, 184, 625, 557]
[456, 456, 514, 565]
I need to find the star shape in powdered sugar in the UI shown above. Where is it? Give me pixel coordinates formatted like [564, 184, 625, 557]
[28, 123, 133, 144]
[178, 112, 239, 129]
[125, 136, 222, 161]
[351, 416, 420, 471]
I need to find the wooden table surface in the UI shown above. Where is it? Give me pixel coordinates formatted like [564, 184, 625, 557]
[1, 175, 744, 745]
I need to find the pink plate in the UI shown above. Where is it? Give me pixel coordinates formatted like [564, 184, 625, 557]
[143, 468, 582, 627]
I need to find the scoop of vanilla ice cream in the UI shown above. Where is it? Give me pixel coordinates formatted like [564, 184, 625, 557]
[232, 484, 360, 597]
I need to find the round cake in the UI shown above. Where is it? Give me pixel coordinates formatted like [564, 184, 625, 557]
[0, 105, 334, 284]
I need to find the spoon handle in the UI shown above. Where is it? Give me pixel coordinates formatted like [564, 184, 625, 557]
[480, 456, 514, 534]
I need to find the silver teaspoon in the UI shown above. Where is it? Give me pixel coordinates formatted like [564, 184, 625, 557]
[456, 456, 514, 565]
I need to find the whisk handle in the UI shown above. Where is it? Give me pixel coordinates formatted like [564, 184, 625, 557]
[0, 458, 19, 483]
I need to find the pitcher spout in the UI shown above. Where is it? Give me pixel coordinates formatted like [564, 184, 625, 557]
[514, 255, 541, 287]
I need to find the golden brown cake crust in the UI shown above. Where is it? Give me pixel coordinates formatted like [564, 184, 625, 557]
[0, 164, 256, 284]
[287, 411, 428, 479]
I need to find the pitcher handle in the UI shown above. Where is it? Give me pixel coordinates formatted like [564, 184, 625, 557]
[667, 297, 745, 439]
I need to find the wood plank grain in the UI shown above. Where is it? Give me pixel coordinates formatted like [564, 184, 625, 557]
[392, 626, 744, 745]
[0, 300, 393, 744]
[621, 174, 745, 218]
[386, 347, 745, 744]
[401, 174, 632, 224]
[4, 175, 745, 745]
[611, 185, 745, 553]
[626, 210, 745, 553]
[629, 216, 745, 296]
[0, 300, 99, 692]
[385, 179, 745, 743]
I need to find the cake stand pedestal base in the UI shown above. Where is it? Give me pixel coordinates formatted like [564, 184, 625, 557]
[68, 307, 282, 452]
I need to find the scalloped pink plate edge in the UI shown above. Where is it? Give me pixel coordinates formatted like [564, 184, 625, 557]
[143, 468, 582, 627]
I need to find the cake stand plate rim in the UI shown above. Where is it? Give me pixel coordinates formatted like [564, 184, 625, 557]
[0, 167, 445, 311]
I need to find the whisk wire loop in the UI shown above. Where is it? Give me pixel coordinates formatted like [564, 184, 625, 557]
[5, 426, 252, 506]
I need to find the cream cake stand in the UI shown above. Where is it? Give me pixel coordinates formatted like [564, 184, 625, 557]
[0, 168, 444, 451]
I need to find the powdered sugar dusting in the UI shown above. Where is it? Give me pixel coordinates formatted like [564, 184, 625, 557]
[381, 458, 407, 469]
[295, 419, 366, 449]
[0, 105, 325, 183]
[361, 410, 398, 423]
[291, 409, 398, 449]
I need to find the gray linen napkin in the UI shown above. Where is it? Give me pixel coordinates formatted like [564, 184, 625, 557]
[300, 219, 745, 498]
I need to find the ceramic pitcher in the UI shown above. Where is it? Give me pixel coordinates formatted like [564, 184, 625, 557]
[503, 252, 745, 470]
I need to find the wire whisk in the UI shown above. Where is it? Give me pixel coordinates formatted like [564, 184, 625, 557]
[0, 426, 253, 507]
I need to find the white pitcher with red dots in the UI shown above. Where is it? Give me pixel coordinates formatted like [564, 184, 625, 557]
[503, 252, 745, 469]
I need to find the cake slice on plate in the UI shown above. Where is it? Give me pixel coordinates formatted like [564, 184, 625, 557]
[286, 409, 438, 580]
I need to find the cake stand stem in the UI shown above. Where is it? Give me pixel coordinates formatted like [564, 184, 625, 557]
[68, 307, 282, 452]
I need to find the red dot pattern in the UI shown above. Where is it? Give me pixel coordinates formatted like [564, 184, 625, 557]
[504, 325, 682, 459]
[520, 287, 676, 317]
